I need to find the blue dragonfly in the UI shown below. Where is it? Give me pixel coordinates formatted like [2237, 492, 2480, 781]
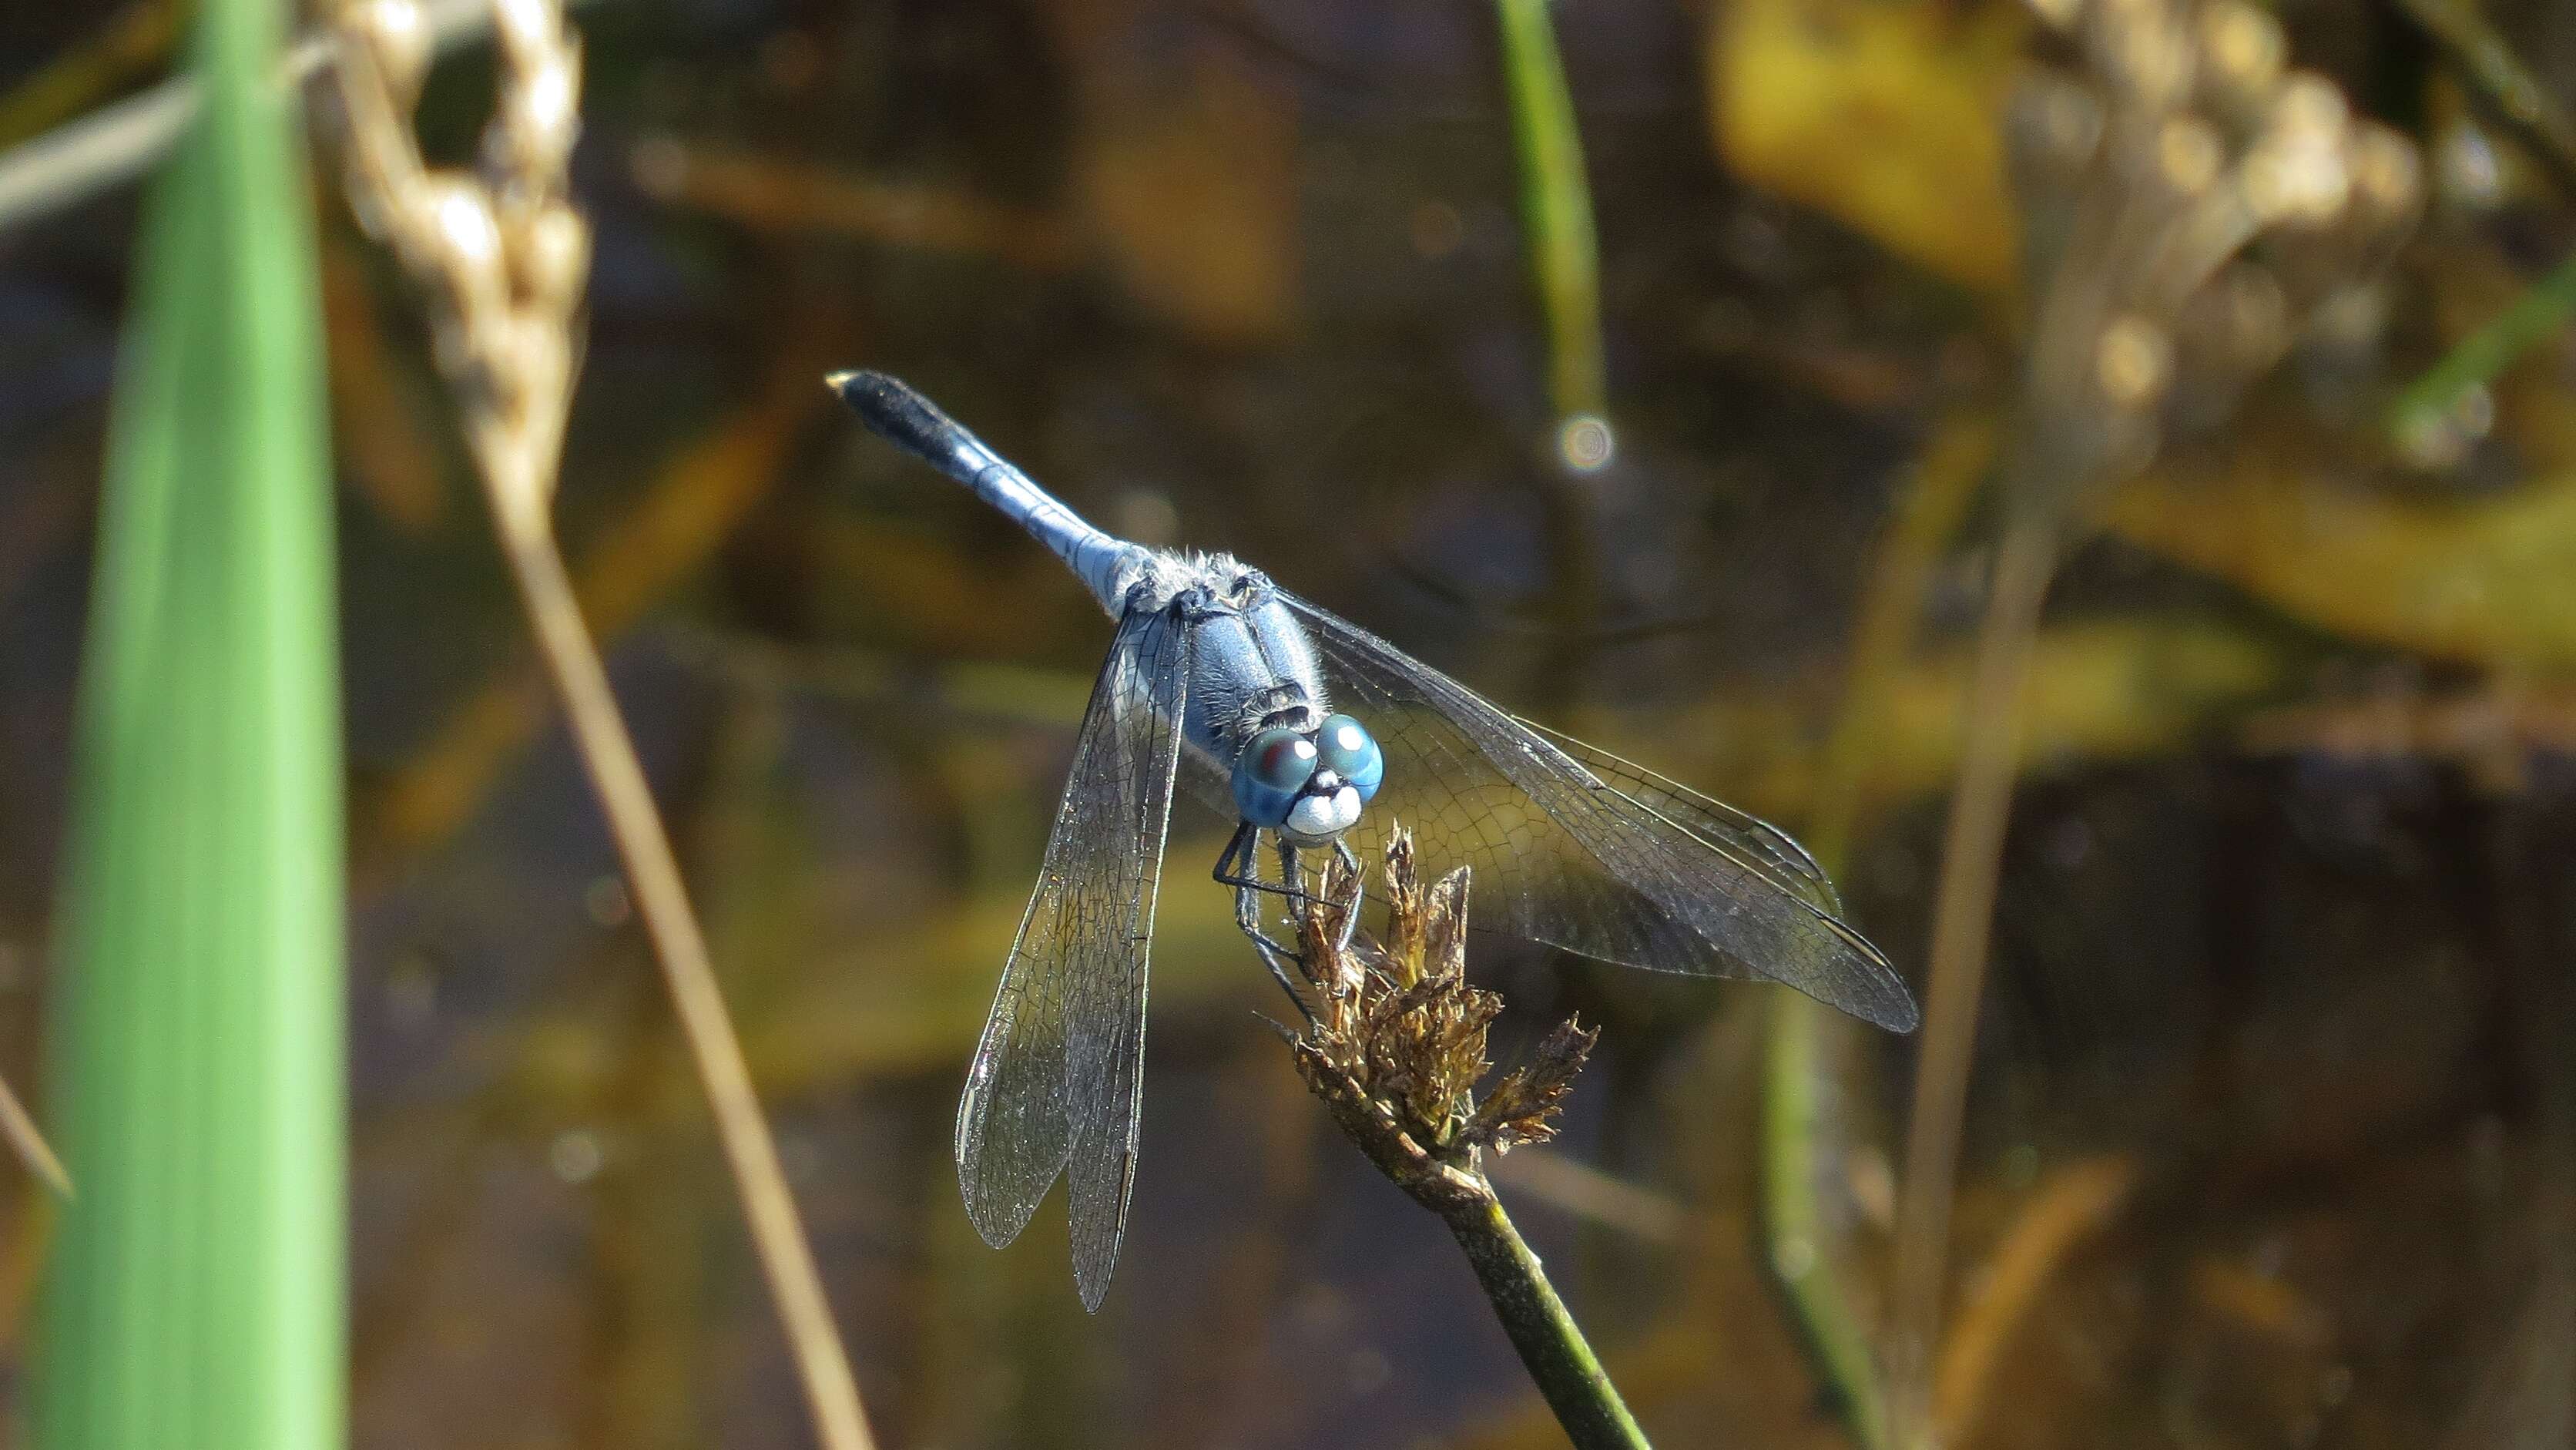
[830, 371, 1917, 1309]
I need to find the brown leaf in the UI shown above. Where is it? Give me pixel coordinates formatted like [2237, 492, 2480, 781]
[1466, 1017, 1598, 1153]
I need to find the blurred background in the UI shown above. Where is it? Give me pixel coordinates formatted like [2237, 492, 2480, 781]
[2, 0, 2573, 1445]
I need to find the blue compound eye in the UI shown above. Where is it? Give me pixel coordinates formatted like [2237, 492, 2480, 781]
[1232, 727, 1318, 826]
[1313, 713, 1384, 803]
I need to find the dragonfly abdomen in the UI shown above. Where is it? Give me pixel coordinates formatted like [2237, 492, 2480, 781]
[832, 370, 1143, 613]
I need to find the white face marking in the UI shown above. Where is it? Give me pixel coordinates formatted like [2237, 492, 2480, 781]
[1327, 785, 1361, 831]
[1285, 793, 1340, 839]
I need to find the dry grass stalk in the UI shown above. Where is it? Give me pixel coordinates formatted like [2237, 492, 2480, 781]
[0, 1072, 68, 1198]
[324, 5, 874, 1448]
[1283, 831, 1644, 1450]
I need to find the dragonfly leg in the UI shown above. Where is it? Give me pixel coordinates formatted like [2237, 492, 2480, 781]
[1279, 837, 1362, 984]
[1213, 824, 1316, 1025]
[1330, 837, 1363, 954]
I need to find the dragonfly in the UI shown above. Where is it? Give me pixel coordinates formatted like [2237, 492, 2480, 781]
[830, 370, 1917, 1310]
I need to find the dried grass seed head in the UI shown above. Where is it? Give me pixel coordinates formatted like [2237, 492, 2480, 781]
[1290, 831, 1594, 1180]
[351, 0, 431, 112]
[2192, 1, 2283, 129]
[2239, 76, 2354, 228]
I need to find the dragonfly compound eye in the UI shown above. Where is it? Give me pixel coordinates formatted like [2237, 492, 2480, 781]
[1232, 727, 1318, 827]
[1313, 713, 1383, 803]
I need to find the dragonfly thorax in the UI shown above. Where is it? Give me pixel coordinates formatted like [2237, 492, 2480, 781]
[1134, 552, 1387, 842]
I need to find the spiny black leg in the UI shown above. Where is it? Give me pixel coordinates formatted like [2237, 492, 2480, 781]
[1215, 827, 1310, 973]
[1213, 820, 1306, 902]
[1215, 825, 1315, 1025]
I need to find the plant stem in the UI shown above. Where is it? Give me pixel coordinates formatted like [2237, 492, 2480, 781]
[484, 497, 877, 1450]
[2388, 248, 2576, 445]
[1494, 0, 1606, 425]
[1886, 510, 2058, 1448]
[1759, 404, 1997, 1450]
[0, 1069, 67, 1198]
[40, 0, 344, 1438]
[1439, 1190, 1653, 1450]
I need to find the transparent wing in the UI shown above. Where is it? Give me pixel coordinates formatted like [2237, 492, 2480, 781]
[1280, 592, 1917, 1032]
[1517, 720, 1845, 915]
[954, 604, 1191, 1311]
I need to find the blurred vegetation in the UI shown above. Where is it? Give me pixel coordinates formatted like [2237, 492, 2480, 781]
[0, 0, 2570, 1446]
[34, 0, 344, 1445]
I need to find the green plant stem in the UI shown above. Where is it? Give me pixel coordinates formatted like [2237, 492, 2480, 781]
[1760, 994, 1882, 1446]
[1439, 1191, 1653, 1450]
[39, 0, 344, 1440]
[1759, 406, 1995, 1450]
[2388, 249, 2576, 443]
[1494, 0, 1606, 424]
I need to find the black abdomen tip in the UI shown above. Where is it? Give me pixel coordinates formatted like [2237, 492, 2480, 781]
[827, 369, 968, 462]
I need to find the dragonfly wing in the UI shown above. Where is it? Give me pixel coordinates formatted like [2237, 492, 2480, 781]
[1280, 592, 1917, 1032]
[1518, 719, 1845, 915]
[954, 604, 1192, 1310]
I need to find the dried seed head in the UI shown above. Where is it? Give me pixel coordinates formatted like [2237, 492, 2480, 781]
[2241, 76, 2353, 227]
[2027, 0, 2084, 35]
[2157, 116, 2225, 196]
[521, 47, 584, 175]
[413, 173, 508, 324]
[2194, 2, 2283, 124]
[491, 0, 559, 59]
[2346, 123, 2423, 231]
[1286, 833, 1596, 1201]
[1465, 1019, 1598, 1153]
[2090, 0, 2193, 114]
[353, 0, 431, 110]
[2096, 314, 2173, 411]
[517, 202, 591, 317]
[2007, 72, 2105, 191]
[1423, 866, 1471, 983]
[1382, 828, 1427, 985]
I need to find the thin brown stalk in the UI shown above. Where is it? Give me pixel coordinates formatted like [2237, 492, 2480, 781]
[1931, 1154, 2137, 1442]
[325, 3, 874, 1447]
[1884, 511, 2057, 1449]
[495, 508, 874, 1450]
[0, 1072, 68, 1198]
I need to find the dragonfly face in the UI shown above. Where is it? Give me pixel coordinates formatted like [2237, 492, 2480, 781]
[1232, 712, 1386, 842]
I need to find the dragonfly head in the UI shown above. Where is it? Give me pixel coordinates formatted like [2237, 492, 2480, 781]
[1232, 713, 1384, 843]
